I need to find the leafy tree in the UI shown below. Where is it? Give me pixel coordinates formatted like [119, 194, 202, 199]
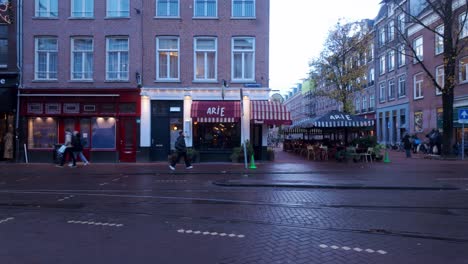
[309, 19, 373, 114]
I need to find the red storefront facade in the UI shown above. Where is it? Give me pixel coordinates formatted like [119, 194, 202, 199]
[19, 89, 140, 163]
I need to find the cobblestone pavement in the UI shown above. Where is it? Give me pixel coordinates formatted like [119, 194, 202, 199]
[1, 150, 468, 263]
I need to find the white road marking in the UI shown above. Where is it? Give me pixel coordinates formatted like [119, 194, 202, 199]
[154, 180, 188, 183]
[67, 220, 123, 227]
[177, 229, 245, 238]
[0, 217, 14, 224]
[436, 178, 468, 181]
[111, 178, 121, 182]
[57, 195, 74, 202]
[16, 178, 28, 182]
[319, 244, 387, 255]
[99, 183, 109, 186]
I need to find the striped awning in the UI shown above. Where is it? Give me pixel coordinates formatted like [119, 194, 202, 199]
[310, 110, 375, 128]
[250, 101, 292, 125]
[191, 101, 241, 123]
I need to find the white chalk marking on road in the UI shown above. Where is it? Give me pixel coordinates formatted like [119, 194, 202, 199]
[67, 220, 123, 227]
[319, 245, 387, 255]
[16, 178, 28, 182]
[0, 217, 14, 224]
[177, 229, 245, 238]
[57, 195, 74, 202]
[99, 182, 109, 186]
[111, 178, 121, 182]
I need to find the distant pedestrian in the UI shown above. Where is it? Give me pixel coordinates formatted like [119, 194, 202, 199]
[169, 131, 192, 170]
[402, 133, 412, 158]
[71, 131, 89, 166]
[57, 128, 76, 168]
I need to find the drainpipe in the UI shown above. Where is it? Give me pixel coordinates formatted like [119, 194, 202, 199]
[15, 0, 23, 162]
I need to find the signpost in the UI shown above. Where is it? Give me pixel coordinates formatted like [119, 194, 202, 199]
[458, 109, 468, 160]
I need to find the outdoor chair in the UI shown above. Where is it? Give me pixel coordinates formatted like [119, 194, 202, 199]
[360, 147, 373, 163]
[306, 145, 316, 160]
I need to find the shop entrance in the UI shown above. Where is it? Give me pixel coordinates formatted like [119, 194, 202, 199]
[150, 101, 183, 161]
[119, 117, 136, 162]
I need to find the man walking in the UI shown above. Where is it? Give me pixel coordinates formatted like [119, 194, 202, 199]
[169, 131, 193, 170]
[402, 133, 412, 158]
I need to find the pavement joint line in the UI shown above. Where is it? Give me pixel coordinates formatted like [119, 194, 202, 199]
[319, 244, 387, 255]
[177, 229, 245, 238]
[67, 220, 124, 227]
[0, 217, 14, 224]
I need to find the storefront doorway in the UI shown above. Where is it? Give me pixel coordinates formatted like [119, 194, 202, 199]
[119, 117, 136, 162]
[150, 101, 183, 161]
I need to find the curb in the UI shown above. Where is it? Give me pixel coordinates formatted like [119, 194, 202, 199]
[212, 180, 458, 190]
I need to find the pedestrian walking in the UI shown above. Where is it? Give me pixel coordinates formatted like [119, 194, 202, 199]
[56, 128, 76, 168]
[169, 131, 193, 170]
[402, 133, 412, 158]
[71, 131, 89, 166]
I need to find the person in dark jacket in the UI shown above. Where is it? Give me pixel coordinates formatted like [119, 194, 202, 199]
[71, 131, 89, 166]
[57, 129, 76, 167]
[169, 131, 192, 170]
[402, 133, 412, 158]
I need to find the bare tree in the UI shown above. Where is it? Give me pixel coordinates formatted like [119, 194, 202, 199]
[394, 0, 468, 156]
[309, 20, 373, 114]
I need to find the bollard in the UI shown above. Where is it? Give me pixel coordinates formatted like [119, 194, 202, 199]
[383, 149, 391, 163]
[249, 154, 257, 169]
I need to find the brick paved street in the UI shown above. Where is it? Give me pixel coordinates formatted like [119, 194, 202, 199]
[1, 149, 468, 263]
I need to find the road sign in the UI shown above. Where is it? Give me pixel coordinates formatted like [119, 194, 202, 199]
[459, 109, 468, 124]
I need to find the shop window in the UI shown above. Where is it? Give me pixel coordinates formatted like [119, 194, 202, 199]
[27, 103, 43, 114]
[28, 117, 57, 149]
[193, 122, 241, 150]
[100, 103, 116, 114]
[119, 103, 136, 113]
[91, 117, 116, 149]
[45, 103, 61, 114]
[64, 103, 80, 114]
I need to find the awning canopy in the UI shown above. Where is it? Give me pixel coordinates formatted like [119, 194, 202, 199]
[309, 110, 374, 128]
[291, 110, 375, 129]
[250, 101, 292, 125]
[191, 101, 241, 123]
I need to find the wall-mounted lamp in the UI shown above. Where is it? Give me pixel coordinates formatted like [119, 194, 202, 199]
[136, 72, 142, 88]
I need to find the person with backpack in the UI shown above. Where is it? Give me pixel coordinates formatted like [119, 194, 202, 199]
[402, 133, 412, 158]
[56, 128, 76, 168]
[169, 131, 193, 170]
[71, 131, 89, 166]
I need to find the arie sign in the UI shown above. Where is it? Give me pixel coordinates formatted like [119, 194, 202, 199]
[330, 114, 352, 121]
[206, 106, 225, 117]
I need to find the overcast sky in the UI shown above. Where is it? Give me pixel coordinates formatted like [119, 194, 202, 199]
[269, 0, 382, 96]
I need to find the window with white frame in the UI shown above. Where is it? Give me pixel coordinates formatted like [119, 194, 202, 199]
[194, 37, 216, 81]
[194, 0, 217, 17]
[106, 0, 129, 17]
[388, 50, 395, 71]
[398, 75, 406, 97]
[71, 38, 93, 80]
[460, 12, 468, 38]
[355, 98, 360, 112]
[71, 0, 93, 18]
[369, 68, 375, 85]
[232, 37, 255, 81]
[232, 0, 255, 18]
[157, 0, 179, 17]
[35, 37, 58, 80]
[362, 96, 367, 112]
[379, 55, 386, 75]
[413, 36, 423, 62]
[379, 82, 385, 102]
[398, 13, 406, 32]
[388, 21, 395, 41]
[157, 37, 179, 80]
[388, 79, 395, 99]
[435, 25, 444, 55]
[413, 73, 424, 99]
[368, 43, 374, 61]
[460, 57, 468, 82]
[369, 94, 375, 110]
[35, 0, 58, 17]
[398, 44, 406, 67]
[379, 27, 386, 46]
[435, 65, 444, 95]
[106, 37, 129, 80]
